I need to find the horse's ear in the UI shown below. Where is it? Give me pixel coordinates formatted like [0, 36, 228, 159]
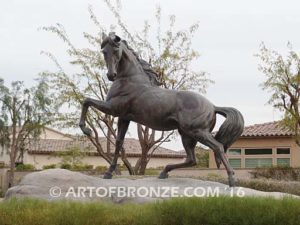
[109, 32, 121, 44]
[114, 35, 121, 43]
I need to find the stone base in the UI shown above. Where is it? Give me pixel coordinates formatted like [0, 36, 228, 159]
[5, 169, 297, 204]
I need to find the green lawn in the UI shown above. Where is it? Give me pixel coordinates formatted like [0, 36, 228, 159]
[0, 197, 300, 225]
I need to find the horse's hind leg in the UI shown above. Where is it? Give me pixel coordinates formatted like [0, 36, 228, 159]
[159, 133, 197, 179]
[189, 130, 235, 187]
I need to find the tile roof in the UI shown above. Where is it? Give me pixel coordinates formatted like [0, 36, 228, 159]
[241, 121, 294, 138]
[26, 138, 185, 158]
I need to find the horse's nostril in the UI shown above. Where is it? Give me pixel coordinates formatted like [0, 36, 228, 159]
[107, 73, 116, 81]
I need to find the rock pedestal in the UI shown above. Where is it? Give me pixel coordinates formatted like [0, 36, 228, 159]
[5, 169, 296, 204]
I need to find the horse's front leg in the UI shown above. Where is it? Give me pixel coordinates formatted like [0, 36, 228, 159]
[103, 118, 130, 179]
[79, 97, 114, 136]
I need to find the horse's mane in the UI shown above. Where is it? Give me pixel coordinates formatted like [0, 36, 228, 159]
[121, 40, 162, 86]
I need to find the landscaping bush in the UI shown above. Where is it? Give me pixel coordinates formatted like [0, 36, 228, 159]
[72, 164, 94, 170]
[250, 166, 300, 181]
[0, 197, 300, 225]
[60, 163, 72, 170]
[95, 165, 107, 173]
[236, 179, 300, 196]
[42, 164, 57, 170]
[15, 164, 35, 171]
[144, 168, 160, 176]
[199, 175, 300, 196]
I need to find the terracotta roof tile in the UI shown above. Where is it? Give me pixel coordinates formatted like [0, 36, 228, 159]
[26, 138, 185, 158]
[241, 121, 294, 137]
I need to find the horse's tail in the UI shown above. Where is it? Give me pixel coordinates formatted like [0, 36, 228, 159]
[214, 106, 244, 153]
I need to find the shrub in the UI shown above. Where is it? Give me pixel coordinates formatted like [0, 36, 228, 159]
[95, 165, 107, 172]
[236, 178, 300, 196]
[72, 164, 93, 170]
[84, 164, 93, 170]
[42, 164, 57, 170]
[15, 164, 35, 171]
[250, 166, 300, 181]
[200, 175, 300, 196]
[144, 169, 159, 176]
[60, 163, 72, 170]
[195, 148, 209, 168]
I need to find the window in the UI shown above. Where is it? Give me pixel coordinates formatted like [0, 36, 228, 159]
[245, 148, 272, 155]
[227, 149, 241, 155]
[229, 159, 241, 168]
[277, 158, 290, 166]
[245, 158, 272, 168]
[276, 148, 290, 154]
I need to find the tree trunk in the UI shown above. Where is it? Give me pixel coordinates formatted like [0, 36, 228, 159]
[8, 161, 15, 188]
[8, 146, 16, 188]
[9, 98, 17, 187]
[134, 158, 141, 174]
[133, 143, 150, 175]
[120, 148, 135, 175]
[138, 151, 148, 175]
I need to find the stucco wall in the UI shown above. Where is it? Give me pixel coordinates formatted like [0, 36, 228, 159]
[25, 153, 185, 169]
[209, 136, 300, 168]
[39, 128, 73, 140]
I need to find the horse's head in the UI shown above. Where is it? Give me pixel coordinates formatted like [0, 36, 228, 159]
[101, 32, 122, 81]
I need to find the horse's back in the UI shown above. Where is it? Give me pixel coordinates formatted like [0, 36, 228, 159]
[176, 90, 216, 131]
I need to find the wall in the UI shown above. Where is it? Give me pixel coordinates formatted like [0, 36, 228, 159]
[0, 127, 73, 166]
[25, 153, 185, 169]
[209, 136, 300, 168]
[39, 128, 74, 140]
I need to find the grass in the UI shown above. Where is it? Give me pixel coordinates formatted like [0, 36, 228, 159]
[0, 197, 300, 225]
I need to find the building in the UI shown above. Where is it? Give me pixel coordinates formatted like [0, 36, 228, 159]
[0, 127, 185, 169]
[209, 121, 300, 168]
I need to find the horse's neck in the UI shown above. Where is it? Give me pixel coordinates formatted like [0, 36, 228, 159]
[117, 50, 151, 85]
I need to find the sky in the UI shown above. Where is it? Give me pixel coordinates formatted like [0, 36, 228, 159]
[1, 0, 300, 150]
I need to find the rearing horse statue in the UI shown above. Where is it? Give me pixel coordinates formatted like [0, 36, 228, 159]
[79, 32, 244, 187]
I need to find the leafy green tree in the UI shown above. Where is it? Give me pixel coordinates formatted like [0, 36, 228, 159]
[41, 1, 213, 175]
[56, 147, 86, 168]
[257, 42, 300, 146]
[0, 78, 54, 186]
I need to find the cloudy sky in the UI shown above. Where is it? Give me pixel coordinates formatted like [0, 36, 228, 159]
[1, 0, 300, 150]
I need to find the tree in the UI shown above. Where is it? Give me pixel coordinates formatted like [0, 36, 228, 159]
[41, 1, 213, 175]
[257, 42, 300, 146]
[0, 78, 54, 186]
[56, 146, 86, 168]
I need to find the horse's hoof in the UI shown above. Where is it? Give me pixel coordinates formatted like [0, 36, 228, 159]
[158, 172, 168, 179]
[103, 172, 113, 179]
[82, 127, 92, 136]
[228, 176, 235, 187]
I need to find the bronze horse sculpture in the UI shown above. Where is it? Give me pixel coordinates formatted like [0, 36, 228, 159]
[79, 32, 244, 187]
